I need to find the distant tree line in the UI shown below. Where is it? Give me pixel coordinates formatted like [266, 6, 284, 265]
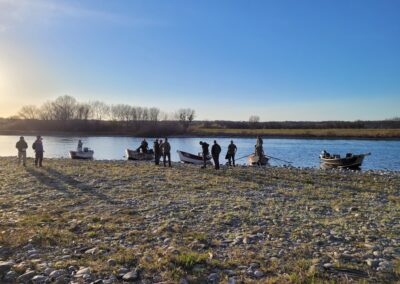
[16, 95, 195, 127]
[202, 119, 400, 129]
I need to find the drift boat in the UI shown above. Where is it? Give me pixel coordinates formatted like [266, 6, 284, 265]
[69, 148, 94, 160]
[320, 151, 371, 169]
[126, 149, 154, 161]
[177, 150, 212, 165]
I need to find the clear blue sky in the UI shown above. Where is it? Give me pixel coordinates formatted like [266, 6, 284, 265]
[0, 0, 399, 120]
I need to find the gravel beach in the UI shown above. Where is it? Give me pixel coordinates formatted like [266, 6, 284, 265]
[0, 157, 399, 283]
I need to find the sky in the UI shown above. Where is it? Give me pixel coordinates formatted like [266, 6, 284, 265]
[0, 0, 399, 121]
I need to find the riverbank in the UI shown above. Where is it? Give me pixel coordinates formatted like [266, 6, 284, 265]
[0, 158, 399, 283]
[193, 128, 400, 139]
[1, 128, 400, 140]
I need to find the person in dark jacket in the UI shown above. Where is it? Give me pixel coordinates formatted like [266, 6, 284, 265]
[211, 140, 221, 170]
[160, 138, 171, 167]
[32, 136, 44, 167]
[226, 140, 237, 166]
[199, 141, 210, 168]
[137, 139, 148, 153]
[153, 139, 160, 165]
[16, 136, 28, 166]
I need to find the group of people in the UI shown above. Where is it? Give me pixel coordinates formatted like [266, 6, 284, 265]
[199, 140, 238, 169]
[15, 135, 263, 169]
[15, 136, 45, 167]
[137, 138, 238, 170]
[137, 138, 172, 167]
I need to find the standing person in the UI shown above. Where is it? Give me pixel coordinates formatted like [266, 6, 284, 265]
[199, 141, 210, 168]
[77, 140, 83, 152]
[140, 139, 149, 153]
[161, 138, 171, 167]
[256, 135, 263, 148]
[211, 140, 221, 170]
[15, 136, 28, 166]
[226, 140, 237, 167]
[153, 139, 160, 165]
[32, 136, 44, 167]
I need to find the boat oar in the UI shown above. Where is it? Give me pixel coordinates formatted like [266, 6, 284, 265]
[266, 155, 293, 164]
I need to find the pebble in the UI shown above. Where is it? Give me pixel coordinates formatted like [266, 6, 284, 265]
[76, 267, 91, 276]
[207, 273, 219, 282]
[49, 269, 67, 279]
[4, 270, 18, 282]
[85, 247, 99, 255]
[366, 258, 380, 268]
[32, 275, 49, 284]
[254, 270, 264, 278]
[122, 269, 139, 281]
[107, 258, 117, 266]
[17, 270, 36, 282]
[0, 260, 15, 274]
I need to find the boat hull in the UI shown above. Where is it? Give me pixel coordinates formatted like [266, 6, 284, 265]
[320, 153, 369, 169]
[177, 150, 212, 165]
[247, 154, 269, 166]
[126, 149, 154, 161]
[69, 150, 94, 160]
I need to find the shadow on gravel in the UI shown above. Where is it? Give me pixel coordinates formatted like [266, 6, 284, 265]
[44, 168, 118, 205]
[26, 167, 75, 198]
[26, 167, 118, 204]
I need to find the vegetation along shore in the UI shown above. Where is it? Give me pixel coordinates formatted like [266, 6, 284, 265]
[0, 157, 399, 283]
[1, 95, 399, 138]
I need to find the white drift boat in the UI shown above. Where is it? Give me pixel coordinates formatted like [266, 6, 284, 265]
[320, 152, 371, 169]
[69, 148, 94, 160]
[177, 150, 212, 165]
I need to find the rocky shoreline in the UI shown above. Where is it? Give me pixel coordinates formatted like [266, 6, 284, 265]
[0, 158, 399, 283]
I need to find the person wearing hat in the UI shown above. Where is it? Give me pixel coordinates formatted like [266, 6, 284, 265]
[15, 136, 28, 166]
[32, 136, 44, 167]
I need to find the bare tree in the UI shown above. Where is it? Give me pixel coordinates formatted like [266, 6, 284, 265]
[135, 107, 144, 121]
[142, 107, 149, 121]
[90, 101, 110, 120]
[249, 115, 260, 123]
[175, 108, 196, 129]
[249, 115, 260, 129]
[18, 105, 39, 119]
[52, 95, 77, 120]
[149, 107, 160, 121]
[39, 102, 56, 120]
[75, 103, 91, 120]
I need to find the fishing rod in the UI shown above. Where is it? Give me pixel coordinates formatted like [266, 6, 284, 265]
[235, 153, 253, 161]
[266, 155, 293, 164]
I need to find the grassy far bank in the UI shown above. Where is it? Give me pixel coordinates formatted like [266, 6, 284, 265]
[1, 128, 400, 139]
[193, 128, 400, 139]
[0, 158, 399, 283]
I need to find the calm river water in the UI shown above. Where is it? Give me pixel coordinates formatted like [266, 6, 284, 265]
[0, 135, 399, 170]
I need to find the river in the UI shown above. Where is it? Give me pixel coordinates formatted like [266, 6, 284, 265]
[1, 135, 399, 170]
